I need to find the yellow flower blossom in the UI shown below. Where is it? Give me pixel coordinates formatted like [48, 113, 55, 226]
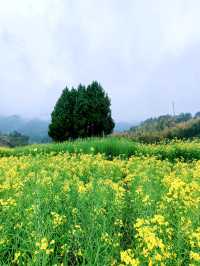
[51, 212, 66, 228]
[12, 251, 21, 264]
[121, 249, 140, 266]
[190, 251, 200, 261]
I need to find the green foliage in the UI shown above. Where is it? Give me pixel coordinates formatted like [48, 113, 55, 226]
[48, 81, 115, 141]
[1, 137, 200, 162]
[8, 131, 29, 147]
[0, 136, 12, 147]
[165, 118, 200, 139]
[0, 131, 29, 147]
[130, 113, 193, 133]
[128, 113, 200, 143]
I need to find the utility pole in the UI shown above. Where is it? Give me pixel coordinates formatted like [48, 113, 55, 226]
[172, 101, 176, 117]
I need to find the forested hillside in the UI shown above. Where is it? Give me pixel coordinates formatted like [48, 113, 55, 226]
[0, 131, 29, 147]
[127, 112, 200, 143]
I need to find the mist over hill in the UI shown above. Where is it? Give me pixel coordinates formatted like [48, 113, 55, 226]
[0, 115, 134, 143]
[114, 122, 136, 132]
[0, 115, 50, 143]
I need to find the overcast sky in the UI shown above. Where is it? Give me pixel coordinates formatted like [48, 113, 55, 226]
[0, 0, 200, 122]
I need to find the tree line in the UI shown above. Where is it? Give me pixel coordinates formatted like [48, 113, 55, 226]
[0, 131, 29, 147]
[126, 112, 200, 143]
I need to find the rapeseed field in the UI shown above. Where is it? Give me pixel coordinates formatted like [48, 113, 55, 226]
[1, 142, 200, 265]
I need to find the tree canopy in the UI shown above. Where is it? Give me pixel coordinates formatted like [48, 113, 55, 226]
[48, 81, 115, 141]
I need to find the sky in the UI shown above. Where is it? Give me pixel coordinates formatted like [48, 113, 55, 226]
[0, 0, 200, 123]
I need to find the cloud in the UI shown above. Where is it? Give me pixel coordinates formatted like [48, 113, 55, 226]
[0, 0, 200, 121]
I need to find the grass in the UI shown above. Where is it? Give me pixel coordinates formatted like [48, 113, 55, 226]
[1, 137, 200, 161]
[0, 137, 138, 160]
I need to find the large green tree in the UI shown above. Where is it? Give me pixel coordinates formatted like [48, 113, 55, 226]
[48, 81, 115, 141]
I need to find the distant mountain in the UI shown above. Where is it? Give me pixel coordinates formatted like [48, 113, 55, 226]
[114, 122, 135, 132]
[19, 119, 50, 143]
[0, 116, 138, 141]
[0, 115, 25, 132]
[0, 115, 50, 143]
